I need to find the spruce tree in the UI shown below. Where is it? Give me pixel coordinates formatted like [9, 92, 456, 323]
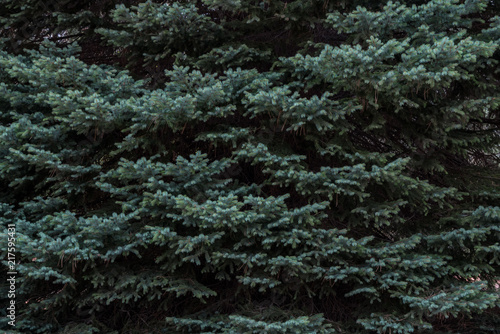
[1, 0, 499, 333]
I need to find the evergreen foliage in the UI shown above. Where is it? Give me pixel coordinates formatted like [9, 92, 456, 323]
[0, 0, 499, 333]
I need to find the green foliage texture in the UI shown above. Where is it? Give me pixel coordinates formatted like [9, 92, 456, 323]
[0, 0, 499, 333]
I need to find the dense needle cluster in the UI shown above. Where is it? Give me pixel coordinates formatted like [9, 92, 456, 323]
[0, 0, 499, 333]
